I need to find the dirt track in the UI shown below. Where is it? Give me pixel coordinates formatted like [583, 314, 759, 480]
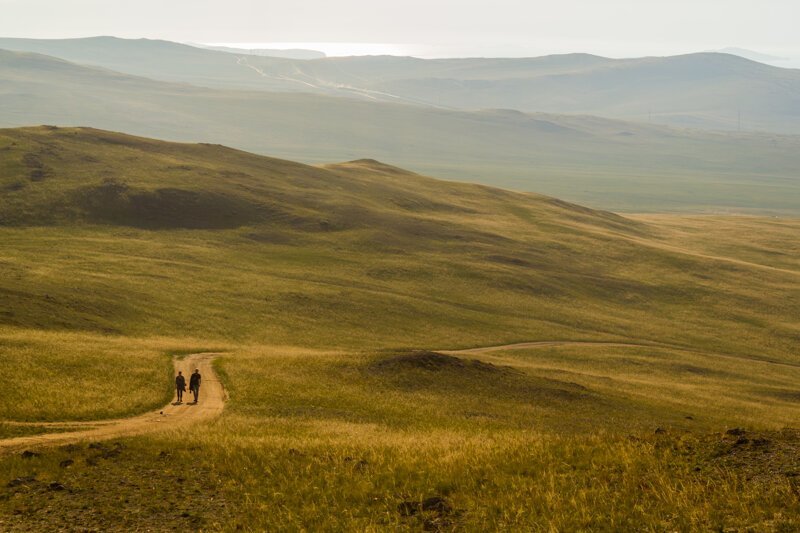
[443, 340, 650, 355]
[443, 339, 800, 370]
[3, 339, 793, 455]
[0, 353, 225, 454]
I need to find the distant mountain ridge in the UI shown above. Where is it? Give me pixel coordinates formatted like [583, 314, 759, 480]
[0, 36, 798, 133]
[711, 47, 789, 64]
[190, 43, 326, 60]
[1, 47, 799, 214]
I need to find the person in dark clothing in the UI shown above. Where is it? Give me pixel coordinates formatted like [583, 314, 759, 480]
[189, 369, 201, 403]
[175, 371, 186, 404]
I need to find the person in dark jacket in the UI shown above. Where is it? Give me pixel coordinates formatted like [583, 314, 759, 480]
[175, 371, 186, 404]
[189, 369, 201, 403]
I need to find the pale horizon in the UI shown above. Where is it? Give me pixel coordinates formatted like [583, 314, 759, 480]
[203, 41, 800, 65]
[1, 0, 798, 65]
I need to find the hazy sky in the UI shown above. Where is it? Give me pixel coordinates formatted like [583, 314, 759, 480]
[2, 0, 798, 59]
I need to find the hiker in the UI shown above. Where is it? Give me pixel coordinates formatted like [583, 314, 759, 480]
[189, 369, 202, 403]
[175, 371, 186, 403]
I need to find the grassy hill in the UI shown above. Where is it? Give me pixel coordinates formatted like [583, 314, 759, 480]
[0, 36, 306, 92]
[1, 126, 796, 352]
[2, 49, 800, 215]
[1, 127, 799, 530]
[314, 53, 800, 133]
[1, 36, 798, 133]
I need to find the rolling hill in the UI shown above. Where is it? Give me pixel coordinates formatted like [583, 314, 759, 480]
[1, 36, 798, 133]
[0, 36, 306, 92]
[1, 126, 797, 357]
[1, 126, 799, 530]
[2, 49, 800, 214]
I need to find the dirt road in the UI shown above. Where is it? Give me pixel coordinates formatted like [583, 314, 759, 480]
[0, 353, 225, 454]
[443, 340, 800, 370]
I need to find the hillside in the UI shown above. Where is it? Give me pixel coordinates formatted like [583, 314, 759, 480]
[2, 49, 800, 214]
[1, 37, 798, 133]
[1, 127, 800, 530]
[0, 126, 797, 358]
[312, 53, 800, 133]
[0, 126, 631, 231]
[0, 36, 306, 92]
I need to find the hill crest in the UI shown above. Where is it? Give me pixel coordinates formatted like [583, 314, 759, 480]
[0, 126, 639, 236]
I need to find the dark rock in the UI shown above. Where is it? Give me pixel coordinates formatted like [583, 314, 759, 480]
[422, 497, 452, 514]
[29, 169, 47, 181]
[7, 476, 38, 488]
[59, 459, 74, 468]
[685, 416, 694, 420]
[398, 501, 418, 517]
[48, 482, 66, 491]
[654, 427, 667, 435]
[20, 450, 40, 459]
[726, 428, 746, 436]
[101, 448, 122, 459]
[398, 496, 452, 517]
[734, 436, 750, 446]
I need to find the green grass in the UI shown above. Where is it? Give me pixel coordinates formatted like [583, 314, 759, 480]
[4, 345, 800, 530]
[0, 128, 797, 358]
[0, 424, 73, 440]
[0, 128, 799, 530]
[0, 328, 206, 421]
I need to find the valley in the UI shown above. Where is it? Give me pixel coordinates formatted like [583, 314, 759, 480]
[2, 45, 800, 214]
[1, 127, 798, 530]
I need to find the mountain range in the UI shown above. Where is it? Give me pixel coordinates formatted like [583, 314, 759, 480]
[1, 36, 798, 133]
[1, 37, 799, 214]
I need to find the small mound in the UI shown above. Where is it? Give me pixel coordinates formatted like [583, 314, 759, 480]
[368, 350, 593, 404]
[326, 159, 417, 176]
[370, 351, 512, 374]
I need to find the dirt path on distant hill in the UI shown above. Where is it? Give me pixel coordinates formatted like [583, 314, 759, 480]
[0, 353, 225, 454]
[443, 340, 800, 370]
[443, 341, 651, 355]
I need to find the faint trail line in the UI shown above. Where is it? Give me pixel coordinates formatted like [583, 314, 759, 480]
[621, 235, 800, 278]
[0, 353, 225, 454]
[443, 341, 649, 355]
[442, 341, 800, 370]
[234, 56, 451, 108]
[236, 55, 326, 89]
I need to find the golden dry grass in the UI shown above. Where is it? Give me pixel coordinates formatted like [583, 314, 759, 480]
[0, 128, 799, 530]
